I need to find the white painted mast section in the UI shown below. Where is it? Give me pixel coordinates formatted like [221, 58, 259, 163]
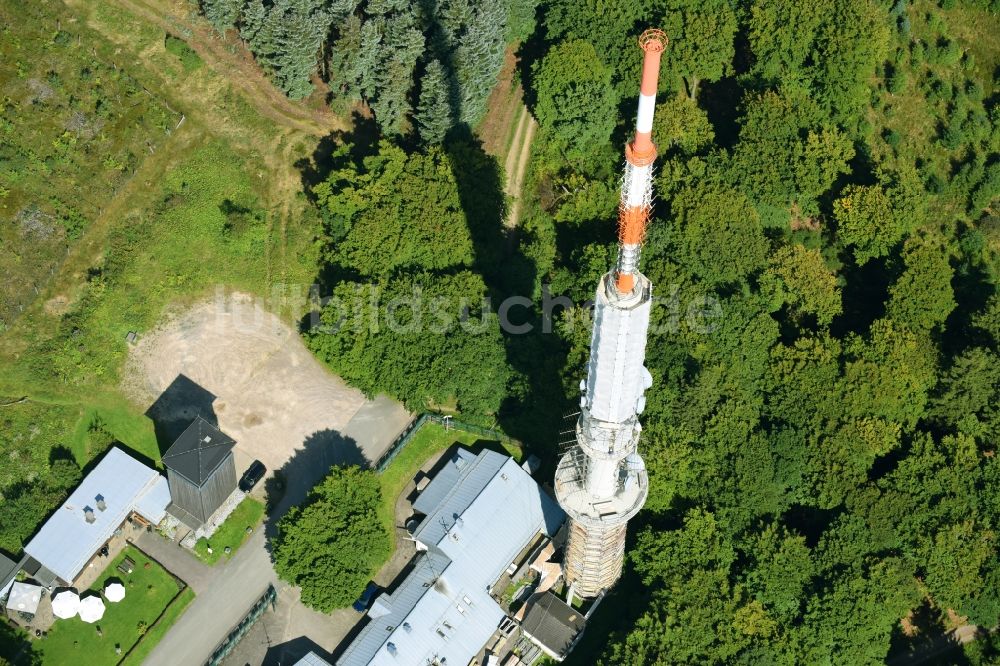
[554, 29, 667, 599]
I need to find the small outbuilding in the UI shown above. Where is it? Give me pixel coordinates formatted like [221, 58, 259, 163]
[520, 591, 587, 661]
[163, 416, 237, 529]
[4, 582, 42, 616]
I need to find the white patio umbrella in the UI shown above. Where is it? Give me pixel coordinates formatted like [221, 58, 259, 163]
[103, 582, 126, 603]
[78, 595, 106, 623]
[51, 590, 81, 619]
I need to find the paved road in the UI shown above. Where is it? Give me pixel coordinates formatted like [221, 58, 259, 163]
[144, 529, 277, 666]
[134, 531, 213, 594]
[145, 399, 413, 666]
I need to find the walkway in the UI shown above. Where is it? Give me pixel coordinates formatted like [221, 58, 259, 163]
[134, 530, 213, 594]
[503, 105, 537, 230]
[144, 530, 277, 666]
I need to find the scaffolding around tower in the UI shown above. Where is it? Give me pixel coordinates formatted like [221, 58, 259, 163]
[554, 28, 666, 599]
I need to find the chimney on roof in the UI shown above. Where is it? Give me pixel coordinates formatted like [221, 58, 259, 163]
[96, 494, 107, 512]
[84, 507, 96, 524]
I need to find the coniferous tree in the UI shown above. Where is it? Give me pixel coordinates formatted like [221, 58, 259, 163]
[452, 0, 508, 125]
[257, 0, 333, 99]
[415, 59, 453, 145]
[239, 0, 267, 47]
[363, 9, 424, 135]
[506, 0, 538, 43]
[201, 0, 241, 32]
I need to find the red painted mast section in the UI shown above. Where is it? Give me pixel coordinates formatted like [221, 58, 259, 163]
[615, 29, 668, 294]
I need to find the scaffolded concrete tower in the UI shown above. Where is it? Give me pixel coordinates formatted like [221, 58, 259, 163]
[554, 29, 667, 599]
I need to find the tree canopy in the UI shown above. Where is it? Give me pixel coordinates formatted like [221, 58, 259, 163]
[271, 466, 390, 612]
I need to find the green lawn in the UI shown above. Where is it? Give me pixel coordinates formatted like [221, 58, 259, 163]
[194, 497, 266, 565]
[376, 421, 522, 537]
[119, 587, 195, 666]
[35, 547, 184, 666]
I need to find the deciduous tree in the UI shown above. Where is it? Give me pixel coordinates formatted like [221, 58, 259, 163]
[271, 466, 390, 611]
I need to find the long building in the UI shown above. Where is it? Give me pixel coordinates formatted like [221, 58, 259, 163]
[553, 29, 668, 599]
[21, 447, 171, 587]
[325, 448, 564, 666]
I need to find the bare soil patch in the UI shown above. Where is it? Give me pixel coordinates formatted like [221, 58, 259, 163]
[122, 293, 368, 475]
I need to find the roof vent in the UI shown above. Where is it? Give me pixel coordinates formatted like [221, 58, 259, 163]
[84, 507, 96, 524]
[402, 622, 412, 632]
[95, 494, 107, 512]
[202, 436, 212, 444]
[386, 642, 397, 656]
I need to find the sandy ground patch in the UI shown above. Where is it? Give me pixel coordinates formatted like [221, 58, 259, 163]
[123, 292, 407, 476]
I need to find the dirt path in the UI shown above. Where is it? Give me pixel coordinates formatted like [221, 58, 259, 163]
[106, 0, 344, 137]
[504, 108, 537, 229]
[503, 106, 530, 184]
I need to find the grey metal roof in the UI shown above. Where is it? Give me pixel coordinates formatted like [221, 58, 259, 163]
[521, 592, 586, 658]
[410, 449, 508, 545]
[162, 416, 235, 486]
[23, 447, 169, 584]
[412, 448, 478, 515]
[0, 554, 22, 602]
[337, 549, 453, 666]
[0, 553, 17, 588]
[135, 475, 171, 523]
[295, 652, 334, 666]
[336, 449, 566, 666]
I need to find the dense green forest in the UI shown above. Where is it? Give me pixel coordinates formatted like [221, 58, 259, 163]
[2, 0, 1000, 662]
[251, 0, 1000, 661]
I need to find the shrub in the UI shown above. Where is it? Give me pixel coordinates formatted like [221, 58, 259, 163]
[942, 122, 966, 150]
[887, 69, 907, 95]
[164, 34, 202, 72]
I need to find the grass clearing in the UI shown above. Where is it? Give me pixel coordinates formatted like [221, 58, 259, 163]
[119, 586, 195, 666]
[868, 0, 1000, 221]
[164, 34, 203, 72]
[0, 1, 176, 326]
[34, 547, 183, 666]
[193, 497, 266, 565]
[376, 421, 522, 537]
[0, 0, 321, 591]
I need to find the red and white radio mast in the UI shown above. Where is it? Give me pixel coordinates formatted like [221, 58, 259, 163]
[554, 29, 667, 600]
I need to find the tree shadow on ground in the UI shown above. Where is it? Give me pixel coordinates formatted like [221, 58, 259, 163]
[295, 111, 379, 197]
[443, 124, 572, 463]
[0, 617, 40, 665]
[263, 428, 367, 543]
[144, 374, 219, 456]
[885, 600, 978, 665]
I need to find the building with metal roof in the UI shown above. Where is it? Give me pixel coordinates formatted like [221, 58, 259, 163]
[411, 448, 477, 516]
[0, 553, 19, 600]
[22, 447, 170, 586]
[331, 449, 565, 666]
[519, 591, 586, 661]
[162, 416, 238, 529]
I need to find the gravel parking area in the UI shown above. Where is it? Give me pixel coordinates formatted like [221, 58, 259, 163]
[123, 292, 411, 480]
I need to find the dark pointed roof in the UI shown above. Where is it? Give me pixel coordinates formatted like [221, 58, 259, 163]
[162, 416, 235, 486]
[521, 591, 587, 659]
